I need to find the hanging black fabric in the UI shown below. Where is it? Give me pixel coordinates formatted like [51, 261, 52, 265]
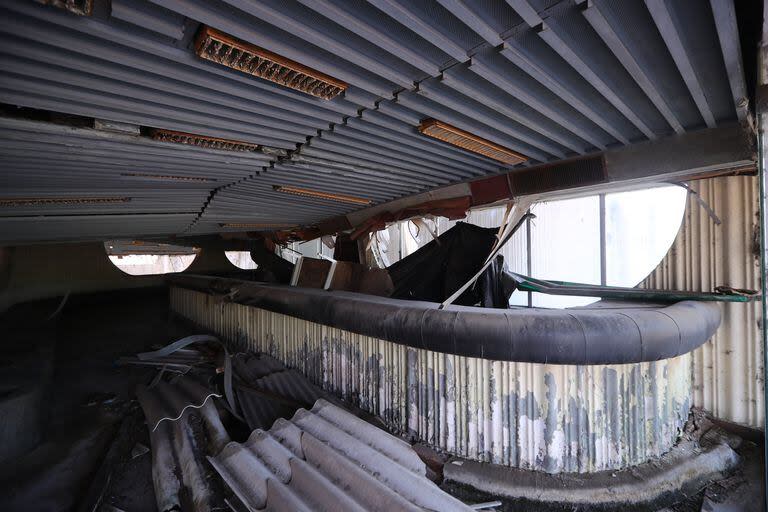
[387, 222, 500, 305]
[477, 255, 518, 308]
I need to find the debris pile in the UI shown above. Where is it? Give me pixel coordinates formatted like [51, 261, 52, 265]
[123, 336, 473, 512]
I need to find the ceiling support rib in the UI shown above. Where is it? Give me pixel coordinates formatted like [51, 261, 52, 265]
[505, 0, 655, 142]
[415, 80, 567, 159]
[439, 68, 587, 155]
[365, 0, 469, 63]
[436, 0, 503, 46]
[296, 0, 441, 77]
[644, 0, 716, 128]
[468, 56, 607, 150]
[499, 40, 633, 144]
[708, 0, 748, 120]
[580, 0, 684, 134]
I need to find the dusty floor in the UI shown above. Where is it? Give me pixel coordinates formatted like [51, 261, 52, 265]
[0, 288, 764, 512]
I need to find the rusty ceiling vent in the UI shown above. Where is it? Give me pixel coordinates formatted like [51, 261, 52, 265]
[151, 129, 261, 152]
[273, 185, 372, 205]
[195, 27, 347, 100]
[219, 222, 297, 229]
[36, 0, 93, 16]
[418, 119, 527, 165]
[0, 197, 131, 207]
[508, 156, 606, 195]
[121, 173, 215, 183]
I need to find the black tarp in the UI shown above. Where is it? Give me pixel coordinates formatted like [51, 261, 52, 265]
[387, 222, 514, 306]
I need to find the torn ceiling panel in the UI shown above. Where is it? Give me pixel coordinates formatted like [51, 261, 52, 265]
[0, 0, 754, 243]
[210, 399, 473, 512]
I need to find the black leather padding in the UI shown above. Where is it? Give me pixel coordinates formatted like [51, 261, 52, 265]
[168, 275, 722, 365]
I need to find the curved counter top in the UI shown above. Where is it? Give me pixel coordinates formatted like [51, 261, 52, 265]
[168, 274, 721, 365]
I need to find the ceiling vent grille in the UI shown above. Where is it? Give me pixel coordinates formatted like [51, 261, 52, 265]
[273, 185, 372, 205]
[418, 119, 527, 165]
[507, 156, 607, 195]
[195, 27, 347, 100]
[0, 197, 131, 207]
[36, 0, 93, 16]
[151, 129, 261, 152]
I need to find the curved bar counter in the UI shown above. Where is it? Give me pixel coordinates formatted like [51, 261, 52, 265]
[168, 275, 721, 473]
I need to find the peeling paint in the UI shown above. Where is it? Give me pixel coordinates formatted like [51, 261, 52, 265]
[172, 287, 693, 473]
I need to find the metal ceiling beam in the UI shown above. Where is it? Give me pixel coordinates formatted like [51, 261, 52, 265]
[415, 78, 568, 159]
[437, 0, 504, 46]
[580, 0, 684, 134]
[505, 0, 654, 141]
[0, 88, 298, 149]
[0, 117, 276, 161]
[395, 90, 551, 163]
[148, 0, 403, 95]
[0, 1, 362, 115]
[709, 0, 749, 120]
[468, 54, 609, 150]
[364, 0, 469, 63]
[295, 0, 441, 76]
[439, 66, 588, 154]
[644, 0, 717, 128]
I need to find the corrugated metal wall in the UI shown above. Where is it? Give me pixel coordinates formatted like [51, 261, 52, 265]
[643, 176, 763, 428]
[171, 286, 692, 474]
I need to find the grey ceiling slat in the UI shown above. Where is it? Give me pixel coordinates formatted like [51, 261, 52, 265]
[708, 0, 748, 121]
[275, 163, 415, 195]
[0, 138, 263, 172]
[644, 0, 716, 128]
[416, 78, 569, 158]
[468, 54, 609, 150]
[273, 165, 413, 197]
[365, 0, 469, 63]
[111, 0, 186, 40]
[275, 161, 419, 191]
[333, 122, 493, 173]
[0, 88, 299, 150]
[320, 128, 485, 177]
[501, 37, 636, 144]
[309, 135, 476, 180]
[395, 90, 552, 163]
[506, 0, 656, 141]
[149, 0, 403, 96]
[297, 147, 450, 185]
[0, 0, 748, 241]
[295, 0, 442, 76]
[0, 62, 317, 139]
[439, 66, 588, 154]
[437, 0, 504, 46]
[0, 118, 277, 163]
[289, 155, 440, 189]
[216, 0, 426, 87]
[580, 0, 684, 134]
[0, 9, 359, 119]
[0, 38, 336, 129]
[355, 110, 504, 168]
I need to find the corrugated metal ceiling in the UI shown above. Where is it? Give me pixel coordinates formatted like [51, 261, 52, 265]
[211, 398, 473, 511]
[0, 0, 749, 243]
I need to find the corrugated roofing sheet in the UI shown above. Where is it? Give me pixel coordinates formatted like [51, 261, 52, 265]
[210, 398, 473, 511]
[644, 176, 763, 428]
[0, 0, 749, 243]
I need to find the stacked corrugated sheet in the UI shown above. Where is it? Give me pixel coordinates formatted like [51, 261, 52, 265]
[210, 398, 472, 512]
[137, 375, 231, 512]
[232, 353, 338, 430]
